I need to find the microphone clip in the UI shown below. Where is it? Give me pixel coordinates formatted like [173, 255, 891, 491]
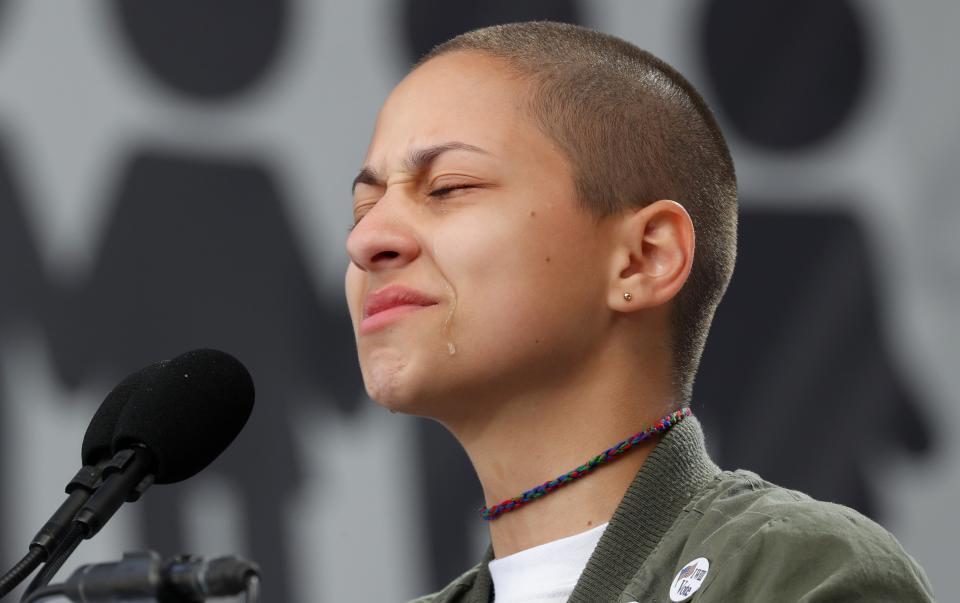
[99, 448, 156, 503]
[44, 550, 261, 603]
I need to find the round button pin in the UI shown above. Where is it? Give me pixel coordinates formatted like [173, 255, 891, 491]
[669, 557, 710, 602]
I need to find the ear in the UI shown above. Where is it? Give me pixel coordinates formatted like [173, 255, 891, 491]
[606, 200, 695, 313]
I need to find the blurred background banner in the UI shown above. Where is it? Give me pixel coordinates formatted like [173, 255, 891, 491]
[0, 0, 955, 600]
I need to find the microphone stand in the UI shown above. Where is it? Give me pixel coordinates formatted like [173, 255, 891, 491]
[0, 463, 106, 598]
[20, 447, 156, 598]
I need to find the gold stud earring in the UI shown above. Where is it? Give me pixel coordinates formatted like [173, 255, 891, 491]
[623, 292, 633, 301]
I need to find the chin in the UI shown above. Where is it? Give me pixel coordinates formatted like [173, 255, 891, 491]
[366, 378, 439, 416]
[360, 341, 459, 415]
[359, 345, 482, 420]
[361, 349, 429, 414]
[364, 369, 457, 419]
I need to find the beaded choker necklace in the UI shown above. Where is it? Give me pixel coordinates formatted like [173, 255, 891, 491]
[479, 408, 692, 521]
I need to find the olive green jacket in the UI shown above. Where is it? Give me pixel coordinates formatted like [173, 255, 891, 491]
[411, 417, 935, 602]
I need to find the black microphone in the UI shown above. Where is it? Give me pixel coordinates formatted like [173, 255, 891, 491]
[21, 349, 255, 598]
[31, 366, 154, 555]
[74, 348, 255, 538]
[0, 366, 147, 598]
[81, 364, 158, 467]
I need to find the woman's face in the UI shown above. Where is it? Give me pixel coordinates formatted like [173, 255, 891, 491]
[345, 51, 616, 421]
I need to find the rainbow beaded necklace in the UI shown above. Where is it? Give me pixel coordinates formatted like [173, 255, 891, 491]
[479, 407, 692, 521]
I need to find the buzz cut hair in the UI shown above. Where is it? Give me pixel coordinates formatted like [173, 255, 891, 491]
[419, 21, 738, 405]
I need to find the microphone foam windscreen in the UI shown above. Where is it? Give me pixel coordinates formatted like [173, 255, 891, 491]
[112, 349, 255, 484]
[81, 365, 155, 466]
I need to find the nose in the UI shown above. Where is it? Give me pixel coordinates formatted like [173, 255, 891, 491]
[346, 197, 421, 273]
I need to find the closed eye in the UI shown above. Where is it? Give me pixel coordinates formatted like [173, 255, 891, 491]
[348, 184, 478, 232]
[429, 184, 475, 198]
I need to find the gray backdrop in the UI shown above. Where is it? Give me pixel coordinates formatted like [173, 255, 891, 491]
[0, 1, 956, 601]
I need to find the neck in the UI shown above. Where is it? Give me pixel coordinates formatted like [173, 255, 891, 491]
[443, 337, 676, 558]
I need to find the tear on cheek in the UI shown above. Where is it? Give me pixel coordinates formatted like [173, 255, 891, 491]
[441, 290, 457, 344]
[428, 236, 460, 357]
[435, 261, 458, 355]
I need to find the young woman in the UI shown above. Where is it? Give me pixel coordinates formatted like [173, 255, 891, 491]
[345, 22, 934, 603]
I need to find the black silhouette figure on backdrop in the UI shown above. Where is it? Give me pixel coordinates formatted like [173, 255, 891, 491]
[694, 0, 933, 518]
[50, 154, 362, 602]
[0, 2, 361, 601]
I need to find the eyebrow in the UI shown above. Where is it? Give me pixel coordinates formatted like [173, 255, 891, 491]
[351, 141, 490, 193]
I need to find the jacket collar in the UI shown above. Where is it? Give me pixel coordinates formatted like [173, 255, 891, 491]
[438, 415, 718, 603]
[569, 415, 720, 602]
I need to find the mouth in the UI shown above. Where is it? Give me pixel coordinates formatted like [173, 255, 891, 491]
[360, 285, 439, 334]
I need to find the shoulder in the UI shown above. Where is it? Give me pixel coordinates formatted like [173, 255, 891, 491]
[671, 470, 936, 601]
[692, 470, 912, 554]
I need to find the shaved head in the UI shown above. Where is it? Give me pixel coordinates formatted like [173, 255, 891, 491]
[418, 22, 738, 403]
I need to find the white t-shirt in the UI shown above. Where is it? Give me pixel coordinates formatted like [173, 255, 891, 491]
[488, 522, 609, 603]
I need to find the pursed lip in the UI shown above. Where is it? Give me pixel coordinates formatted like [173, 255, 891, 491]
[362, 284, 439, 326]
